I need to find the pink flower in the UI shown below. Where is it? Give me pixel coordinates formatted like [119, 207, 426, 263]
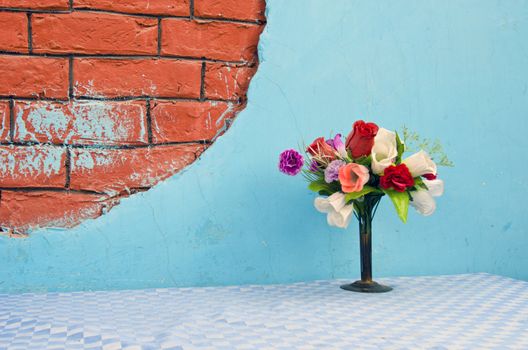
[338, 163, 370, 193]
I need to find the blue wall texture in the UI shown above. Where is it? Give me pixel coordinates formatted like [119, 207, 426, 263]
[0, 0, 527, 292]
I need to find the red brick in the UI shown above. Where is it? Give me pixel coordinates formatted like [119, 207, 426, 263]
[0, 101, 9, 142]
[70, 144, 205, 194]
[0, 145, 66, 188]
[0, 191, 118, 232]
[74, 0, 190, 16]
[32, 12, 158, 55]
[195, 0, 265, 22]
[73, 58, 201, 98]
[0, 55, 68, 99]
[0, 12, 28, 52]
[161, 19, 263, 62]
[151, 101, 240, 143]
[205, 63, 257, 100]
[0, 0, 69, 10]
[13, 100, 148, 146]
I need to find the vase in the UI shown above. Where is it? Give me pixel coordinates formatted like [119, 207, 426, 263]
[340, 194, 392, 293]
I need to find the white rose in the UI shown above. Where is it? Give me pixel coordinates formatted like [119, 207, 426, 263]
[371, 128, 398, 175]
[314, 192, 355, 229]
[410, 179, 444, 216]
[403, 150, 437, 177]
[423, 178, 444, 197]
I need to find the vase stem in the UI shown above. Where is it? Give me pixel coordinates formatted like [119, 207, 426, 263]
[340, 195, 392, 293]
[359, 216, 372, 283]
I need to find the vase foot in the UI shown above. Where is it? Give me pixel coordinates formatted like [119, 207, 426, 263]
[340, 280, 392, 293]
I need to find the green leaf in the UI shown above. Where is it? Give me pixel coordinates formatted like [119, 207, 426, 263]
[308, 179, 329, 193]
[383, 189, 409, 223]
[344, 185, 381, 202]
[308, 179, 340, 194]
[413, 177, 428, 191]
[395, 132, 405, 164]
[354, 155, 372, 166]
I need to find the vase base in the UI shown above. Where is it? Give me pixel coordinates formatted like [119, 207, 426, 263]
[340, 280, 393, 293]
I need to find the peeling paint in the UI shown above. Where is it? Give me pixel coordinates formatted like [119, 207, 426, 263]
[71, 149, 114, 171]
[0, 145, 64, 179]
[15, 101, 147, 145]
[211, 103, 236, 141]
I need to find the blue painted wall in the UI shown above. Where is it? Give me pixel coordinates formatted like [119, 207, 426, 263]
[1, 0, 527, 292]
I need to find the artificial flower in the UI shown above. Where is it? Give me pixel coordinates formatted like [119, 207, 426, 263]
[314, 192, 355, 228]
[327, 205, 355, 228]
[403, 150, 437, 177]
[409, 190, 436, 216]
[338, 163, 370, 193]
[309, 159, 320, 172]
[371, 128, 398, 175]
[410, 178, 444, 216]
[324, 160, 346, 183]
[423, 178, 444, 197]
[278, 149, 304, 176]
[379, 164, 415, 192]
[278, 122, 451, 227]
[326, 134, 348, 159]
[345, 120, 379, 158]
[307, 137, 336, 163]
[423, 173, 437, 180]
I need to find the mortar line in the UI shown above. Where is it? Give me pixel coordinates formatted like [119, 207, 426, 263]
[0, 96, 70, 102]
[194, 16, 264, 25]
[26, 13, 32, 53]
[8, 99, 15, 142]
[68, 55, 74, 99]
[200, 61, 206, 101]
[0, 187, 104, 195]
[72, 96, 237, 103]
[190, 0, 194, 19]
[0, 140, 212, 150]
[0, 7, 263, 25]
[0, 8, 70, 14]
[0, 95, 238, 103]
[146, 99, 153, 144]
[157, 18, 162, 57]
[64, 146, 71, 189]
[0, 51, 254, 66]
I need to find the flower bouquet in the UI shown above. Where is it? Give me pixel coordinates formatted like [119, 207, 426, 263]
[279, 121, 452, 293]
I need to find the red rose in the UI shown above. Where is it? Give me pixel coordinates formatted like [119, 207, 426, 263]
[380, 164, 415, 192]
[306, 137, 336, 161]
[345, 120, 379, 158]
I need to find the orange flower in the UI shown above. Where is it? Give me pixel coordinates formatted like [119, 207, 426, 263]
[338, 163, 370, 193]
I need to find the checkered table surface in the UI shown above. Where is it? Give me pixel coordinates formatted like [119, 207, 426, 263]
[0, 273, 527, 349]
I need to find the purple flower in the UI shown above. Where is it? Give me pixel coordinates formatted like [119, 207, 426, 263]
[324, 160, 346, 183]
[326, 134, 348, 159]
[279, 149, 304, 176]
[309, 159, 320, 172]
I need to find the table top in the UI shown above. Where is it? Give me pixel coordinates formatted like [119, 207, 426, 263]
[0, 273, 527, 349]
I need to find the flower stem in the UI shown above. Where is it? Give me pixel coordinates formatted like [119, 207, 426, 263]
[356, 195, 382, 283]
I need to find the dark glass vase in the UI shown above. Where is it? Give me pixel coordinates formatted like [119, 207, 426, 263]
[340, 194, 392, 293]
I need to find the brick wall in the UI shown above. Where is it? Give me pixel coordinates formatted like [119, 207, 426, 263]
[0, 0, 265, 235]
